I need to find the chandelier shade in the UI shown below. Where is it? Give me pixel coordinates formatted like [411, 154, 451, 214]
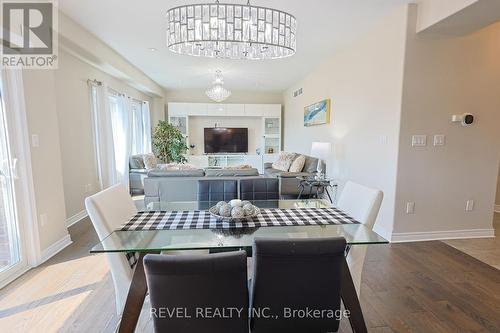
[166, 2, 297, 60]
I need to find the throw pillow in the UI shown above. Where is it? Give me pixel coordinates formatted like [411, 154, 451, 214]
[289, 155, 306, 173]
[272, 152, 296, 172]
[143, 153, 158, 170]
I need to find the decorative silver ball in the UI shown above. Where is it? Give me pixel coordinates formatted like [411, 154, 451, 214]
[243, 204, 255, 216]
[231, 206, 245, 218]
[215, 201, 226, 210]
[219, 204, 232, 217]
[241, 201, 252, 207]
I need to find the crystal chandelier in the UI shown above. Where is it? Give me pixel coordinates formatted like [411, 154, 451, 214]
[166, 0, 297, 60]
[206, 70, 231, 102]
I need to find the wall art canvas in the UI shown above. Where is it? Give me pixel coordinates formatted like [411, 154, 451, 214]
[304, 99, 331, 127]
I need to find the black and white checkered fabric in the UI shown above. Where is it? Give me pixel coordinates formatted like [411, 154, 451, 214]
[120, 207, 358, 231]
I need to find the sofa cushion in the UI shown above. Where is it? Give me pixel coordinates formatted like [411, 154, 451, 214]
[303, 156, 319, 173]
[147, 169, 205, 177]
[264, 168, 282, 178]
[129, 154, 145, 169]
[289, 155, 306, 173]
[204, 168, 259, 177]
[143, 153, 158, 169]
[272, 152, 296, 172]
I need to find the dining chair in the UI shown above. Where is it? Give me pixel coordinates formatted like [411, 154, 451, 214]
[85, 184, 137, 315]
[239, 177, 279, 200]
[336, 181, 383, 295]
[250, 237, 346, 333]
[144, 251, 249, 333]
[197, 179, 238, 202]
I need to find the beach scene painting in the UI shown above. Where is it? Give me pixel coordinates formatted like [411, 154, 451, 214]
[304, 99, 331, 127]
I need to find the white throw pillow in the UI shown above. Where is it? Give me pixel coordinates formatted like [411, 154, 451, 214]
[142, 153, 158, 170]
[289, 155, 306, 173]
[272, 152, 296, 172]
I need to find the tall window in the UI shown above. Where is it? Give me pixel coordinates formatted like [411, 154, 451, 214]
[130, 100, 151, 155]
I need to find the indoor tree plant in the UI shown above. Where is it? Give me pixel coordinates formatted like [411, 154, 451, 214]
[152, 121, 188, 163]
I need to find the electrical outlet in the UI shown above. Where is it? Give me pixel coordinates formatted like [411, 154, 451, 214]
[40, 213, 48, 227]
[466, 200, 474, 212]
[406, 202, 415, 214]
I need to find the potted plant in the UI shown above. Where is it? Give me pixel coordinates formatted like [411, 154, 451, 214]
[152, 121, 188, 163]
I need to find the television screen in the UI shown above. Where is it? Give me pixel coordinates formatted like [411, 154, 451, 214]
[204, 128, 248, 154]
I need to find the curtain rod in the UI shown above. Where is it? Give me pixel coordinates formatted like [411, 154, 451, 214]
[87, 78, 102, 86]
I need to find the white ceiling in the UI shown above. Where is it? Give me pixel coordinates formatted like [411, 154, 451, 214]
[59, 0, 413, 92]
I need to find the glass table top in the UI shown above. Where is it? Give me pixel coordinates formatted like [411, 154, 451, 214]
[90, 199, 388, 253]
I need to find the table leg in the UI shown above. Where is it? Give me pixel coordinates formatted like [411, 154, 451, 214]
[309, 185, 313, 198]
[118, 253, 148, 333]
[325, 187, 333, 203]
[340, 259, 367, 333]
[297, 184, 304, 199]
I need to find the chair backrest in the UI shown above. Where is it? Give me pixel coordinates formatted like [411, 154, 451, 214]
[197, 179, 238, 202]
[144, 251, 249, 333]
[240, 177, 279, 200]
[84, 184, 137, 314]
[250, 237, 346, 333]
[336, 181, 383, 230]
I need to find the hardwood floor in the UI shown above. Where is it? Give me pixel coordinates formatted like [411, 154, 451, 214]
[0, 216, 499, 332]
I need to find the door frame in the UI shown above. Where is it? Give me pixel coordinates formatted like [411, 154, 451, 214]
[0, 70, 41, 288]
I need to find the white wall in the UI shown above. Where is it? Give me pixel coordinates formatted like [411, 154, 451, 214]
[416, 0, 478, 31]
[393, 10, 500, 237]
[282, 6, 409, 239]
[188, 116, 262, 155]
[54, 50, 159, 219]
[22, 71, 69, 250]
[496, 166, 500, 207]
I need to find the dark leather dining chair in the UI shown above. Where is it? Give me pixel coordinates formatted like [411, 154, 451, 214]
[197, 179, 238, 202]
[250, 237, 347, 333]
[143, 251, 249, 333]
[240, 177, 279, 201]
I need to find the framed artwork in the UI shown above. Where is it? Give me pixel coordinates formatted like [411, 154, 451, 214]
[304, 99, 331, 127]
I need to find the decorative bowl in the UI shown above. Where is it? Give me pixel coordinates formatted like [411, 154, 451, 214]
[209, 205, 261, 222]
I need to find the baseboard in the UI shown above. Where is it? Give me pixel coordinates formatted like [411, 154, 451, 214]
[39, 234, 72, 265]
[391, 228, 495, 243]
[495, 204, 500, 213]
[66, 210, 88, 227]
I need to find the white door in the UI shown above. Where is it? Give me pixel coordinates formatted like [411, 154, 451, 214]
[0, 76, 26, 284]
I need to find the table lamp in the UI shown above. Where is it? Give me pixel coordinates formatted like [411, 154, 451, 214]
[310, 142, 331, 179]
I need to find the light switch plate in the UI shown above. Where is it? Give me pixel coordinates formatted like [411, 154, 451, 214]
[411, 135, 427, 147]
[406, 202, 415, 214]
[31, 134, 40, 148]
[434, 135, 445, 146]
[466, 200, 474, 212]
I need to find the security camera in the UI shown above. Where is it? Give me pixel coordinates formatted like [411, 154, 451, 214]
[451, 113, 474, 127]
[461, 113, 474, 126]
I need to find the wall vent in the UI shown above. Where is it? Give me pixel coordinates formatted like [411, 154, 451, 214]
[292, 88, 303, 97]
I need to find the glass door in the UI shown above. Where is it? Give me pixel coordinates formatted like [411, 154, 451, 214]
[0, 82, 23, 277]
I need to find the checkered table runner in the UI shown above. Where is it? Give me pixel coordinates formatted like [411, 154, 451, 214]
[120, 207, 359, 231]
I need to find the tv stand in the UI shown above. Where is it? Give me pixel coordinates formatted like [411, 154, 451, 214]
[187, 153, 265, 174]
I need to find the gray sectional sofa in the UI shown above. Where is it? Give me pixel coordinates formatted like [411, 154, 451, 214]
[143, 168, 260, 205]
[263, 154, 325, 197]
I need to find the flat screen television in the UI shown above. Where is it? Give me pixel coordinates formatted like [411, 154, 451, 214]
[204, 127, 248, 154]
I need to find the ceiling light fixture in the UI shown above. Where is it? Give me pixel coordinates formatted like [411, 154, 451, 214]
[149, 48, 158, 51]
[206, 70, 231, 102]
[166, 0, 297, 60]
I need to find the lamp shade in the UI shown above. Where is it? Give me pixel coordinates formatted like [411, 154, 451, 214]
[310, 142, 331, 161]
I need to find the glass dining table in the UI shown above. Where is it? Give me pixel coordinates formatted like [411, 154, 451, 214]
[90, 199, 388, 333]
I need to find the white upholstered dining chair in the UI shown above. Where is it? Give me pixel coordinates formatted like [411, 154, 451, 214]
[85, 184, 137, 315]
[337, 181, 383, 295]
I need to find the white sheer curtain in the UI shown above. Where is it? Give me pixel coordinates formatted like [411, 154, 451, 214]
[89, 82, 150, 190]
[89, 81, 118, 189]
[142, 101, 152, 153]
[108, 92, 132, 188]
